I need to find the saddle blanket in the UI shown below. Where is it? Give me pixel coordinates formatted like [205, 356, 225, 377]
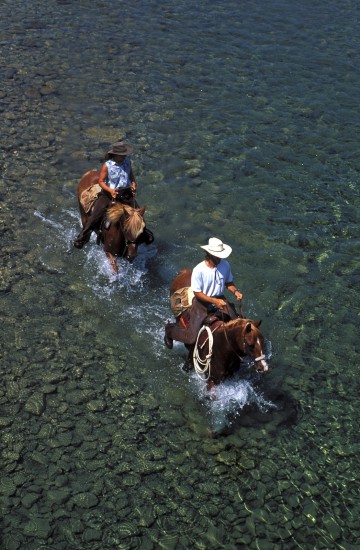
[80, 184, 102, 213]
[170, 286, 195, 317]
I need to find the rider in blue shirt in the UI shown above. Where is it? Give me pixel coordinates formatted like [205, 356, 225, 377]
[74, 140, 138, 249]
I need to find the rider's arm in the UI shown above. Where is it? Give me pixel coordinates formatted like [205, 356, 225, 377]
[193, 291, 227, 310]
[225, 282, 243, 301]
[99, 163, 117, 199]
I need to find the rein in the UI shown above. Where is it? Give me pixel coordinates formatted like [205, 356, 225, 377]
[222, 320, 246, 366]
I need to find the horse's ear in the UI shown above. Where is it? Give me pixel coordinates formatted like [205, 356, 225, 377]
[139, 205, 146, 216]
[245, 322, 252, 333]
[253, 320, 262, 328]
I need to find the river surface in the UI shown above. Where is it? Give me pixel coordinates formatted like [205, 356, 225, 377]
[1, 0, 359, 548]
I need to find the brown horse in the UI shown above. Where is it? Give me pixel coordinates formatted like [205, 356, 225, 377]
[169, 269, 269, 392]
[77, 169, 148, 272]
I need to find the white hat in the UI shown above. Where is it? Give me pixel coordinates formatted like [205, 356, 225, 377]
[200, 237, 232, 258]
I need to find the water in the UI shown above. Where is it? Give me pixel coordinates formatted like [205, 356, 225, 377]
[1, 0, 359, 548]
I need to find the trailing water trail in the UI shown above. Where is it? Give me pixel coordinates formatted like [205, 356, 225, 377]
[36, 207, 275, 426]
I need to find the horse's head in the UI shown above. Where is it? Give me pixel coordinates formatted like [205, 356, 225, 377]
[121, 205, 146, 262]
[106, 204, 146, 263]
[243, 320, 269, 372]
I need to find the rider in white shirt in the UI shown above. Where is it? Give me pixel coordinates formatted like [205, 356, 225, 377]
[164, 238, 243, 366]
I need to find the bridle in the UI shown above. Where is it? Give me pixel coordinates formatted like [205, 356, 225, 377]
[122, 237, 137, 258]
[242, 335, 266, 370]
[219, 318, 266, 370]
[112, 191, 139, 258]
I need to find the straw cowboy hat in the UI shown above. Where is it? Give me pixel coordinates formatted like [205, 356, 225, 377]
[201, 237, 232, 258]
[107, 140, 133, 156]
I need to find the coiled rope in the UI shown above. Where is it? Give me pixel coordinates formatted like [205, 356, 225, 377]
[193, 324, 220, 381]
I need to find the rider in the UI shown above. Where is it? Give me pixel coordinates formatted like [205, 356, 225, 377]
[74, 140, 138, 249]
[164, 237, 243, 361]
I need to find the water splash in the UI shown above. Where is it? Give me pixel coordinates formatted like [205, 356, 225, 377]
[191, 369, 276, 433]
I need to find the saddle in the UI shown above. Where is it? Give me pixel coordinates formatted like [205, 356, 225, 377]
[203, 305, 232, 326]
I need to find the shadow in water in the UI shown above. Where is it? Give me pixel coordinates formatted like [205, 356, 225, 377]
[214, 386, 301, 437]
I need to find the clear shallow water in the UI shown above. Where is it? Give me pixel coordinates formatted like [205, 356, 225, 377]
[1, 0, 359, 548]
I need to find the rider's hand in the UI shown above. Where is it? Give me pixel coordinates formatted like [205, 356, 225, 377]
[111, 190, 117, 199]
[234, 291, 243, 301]
[215, 298, 227, 309]
[131, 182, 136, 194]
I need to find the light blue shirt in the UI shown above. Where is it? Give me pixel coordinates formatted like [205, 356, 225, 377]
[106, 158, 131, 189]
[191, 260, 233, 296]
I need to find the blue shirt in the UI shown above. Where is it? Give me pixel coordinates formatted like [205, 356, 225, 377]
[106, 158, 131, 189]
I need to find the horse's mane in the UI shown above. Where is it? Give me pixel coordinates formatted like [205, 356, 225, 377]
[106, 203, 145, 238]
[223, 318, 258, 330]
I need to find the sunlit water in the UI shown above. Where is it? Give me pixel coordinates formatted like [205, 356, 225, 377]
[1, 0, 359, 548]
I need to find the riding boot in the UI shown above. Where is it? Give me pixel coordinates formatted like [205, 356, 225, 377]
[143, 227, 154, 244]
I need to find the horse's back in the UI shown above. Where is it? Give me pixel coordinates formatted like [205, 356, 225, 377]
[170, 269, 192, 295]
[77, 169, 100, 197]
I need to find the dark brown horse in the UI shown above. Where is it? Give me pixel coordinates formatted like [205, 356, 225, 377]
[170, 269, 269, 392]
[77, 169, 148, 272]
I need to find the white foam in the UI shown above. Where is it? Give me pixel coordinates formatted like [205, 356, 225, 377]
[190, 368, 276, 432]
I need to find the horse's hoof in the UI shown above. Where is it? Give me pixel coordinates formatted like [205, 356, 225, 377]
[74, 240, 84, 249]
[182, 360, 193, 372]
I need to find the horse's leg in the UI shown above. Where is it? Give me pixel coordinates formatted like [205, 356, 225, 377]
[183, 345, 194, 372]
[105, 252, 118, 273]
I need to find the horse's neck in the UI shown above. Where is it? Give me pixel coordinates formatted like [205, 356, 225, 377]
[220, 322, 246, 354]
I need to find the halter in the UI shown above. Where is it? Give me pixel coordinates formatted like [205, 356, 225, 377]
[224, 322, 266, 369]
[122, 238, 137, 258]
[244, 338, 266, 370]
